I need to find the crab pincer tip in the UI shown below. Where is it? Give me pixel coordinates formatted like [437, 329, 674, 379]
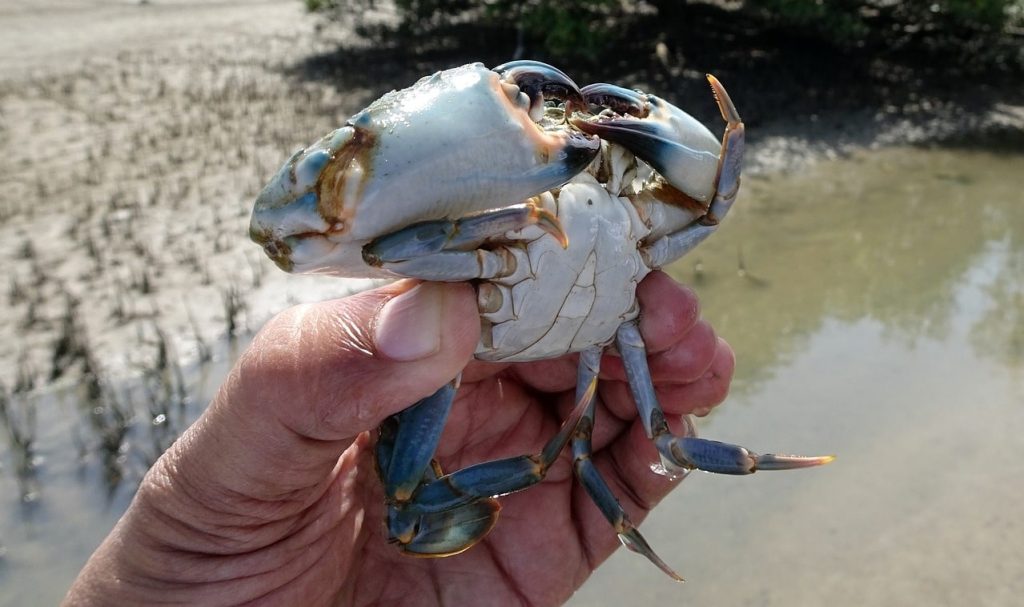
[755, 453, 836, 471]
[705, 74, 741, 127]
[818, 454, 837, 466]
[532, 207, 570, 249]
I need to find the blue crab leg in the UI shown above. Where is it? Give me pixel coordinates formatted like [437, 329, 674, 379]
[570, 347, 685, 581]
[378, 378, 459, 502]
[615, 320, 834, 476]
[362, 201, 568, 280]
[399, 375, 597, 516]
[643, 75, 745, 268]
[377, 415, 501, 556]
[376, 373, 596, 556]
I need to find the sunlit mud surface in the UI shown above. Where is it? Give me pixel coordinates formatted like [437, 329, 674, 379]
[570, 146, 1024, 606]
[0, 2, 370, 605]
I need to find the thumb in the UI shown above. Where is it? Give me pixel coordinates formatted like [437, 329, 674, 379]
[169, 280, 479, 500]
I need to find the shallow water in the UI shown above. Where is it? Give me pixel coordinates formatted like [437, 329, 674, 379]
[569, 145, 1024, 606]
[1, 145, 1021, 606]
[0, 345, 240, 607]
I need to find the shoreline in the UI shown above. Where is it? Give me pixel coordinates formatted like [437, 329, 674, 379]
[1, 0, 1021, 390]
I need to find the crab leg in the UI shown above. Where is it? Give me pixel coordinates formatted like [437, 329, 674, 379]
[362, 201, 568, 280]
[377, 413, 502, 556]
[376, 373, 596, 555]
[615, 320, 834, 477]
[401, 376, 597, 515]
[378, 378, 459, 502]
[570, 347, 685, 581]
[642, 76, 745, 268]
[389, 500, 504, 557]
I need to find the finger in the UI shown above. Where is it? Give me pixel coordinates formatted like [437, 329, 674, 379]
[460, 359, 512, 384]
[683, 337, 735, 417]
[600, 320, 718, 384]
[506, 355, 580, 393]
[167, 280, 480, 502]
[636, 270, 700, 353]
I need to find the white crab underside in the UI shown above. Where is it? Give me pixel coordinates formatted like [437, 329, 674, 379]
[475, 172, 654, 362]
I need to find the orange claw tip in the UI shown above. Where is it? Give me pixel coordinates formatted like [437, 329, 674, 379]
[532, 207, 570, 249]
[805, 454, 837, 467]
[755, 453, 836, 471]
[705, 74, 742, 127]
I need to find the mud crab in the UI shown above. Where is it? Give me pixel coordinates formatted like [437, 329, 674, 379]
[250, 61, 832, 579]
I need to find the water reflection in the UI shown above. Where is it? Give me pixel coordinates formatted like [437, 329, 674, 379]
[667, 146, 1024, 393]
[970, 240, 1024, 366]
[0, 333, 243, 607]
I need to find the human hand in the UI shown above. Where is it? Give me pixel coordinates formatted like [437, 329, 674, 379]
[64, 271, 734, 606]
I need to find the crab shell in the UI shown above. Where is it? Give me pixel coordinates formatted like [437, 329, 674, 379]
[249, 63, 600, 277]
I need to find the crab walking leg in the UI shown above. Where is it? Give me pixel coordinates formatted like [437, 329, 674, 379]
[570, 348, 685, 581]
[400, 375, 598, 516]
[378, 378, 596, 556]
[378, 378, 459, 502]
[643, 75, 746, 269]
[615, 321, 834, 476]
[362, 201, 568, 280]
[377, 414, 501, 556]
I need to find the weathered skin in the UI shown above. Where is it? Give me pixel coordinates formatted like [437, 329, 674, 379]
[250, 61, 831, 580]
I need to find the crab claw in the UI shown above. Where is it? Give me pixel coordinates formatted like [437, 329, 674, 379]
[571, 82, 722, 203]
[249, 63, 599, 278]
[493, 60, 586, 119]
